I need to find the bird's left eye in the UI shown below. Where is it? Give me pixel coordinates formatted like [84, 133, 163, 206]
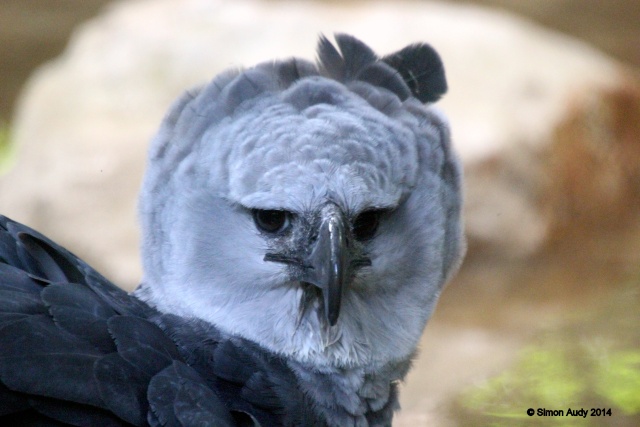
[252, 209, 292, 234]
[352, 209, 384, 241]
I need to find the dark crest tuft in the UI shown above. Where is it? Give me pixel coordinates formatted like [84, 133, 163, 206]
[317, 34, 376, 81]
[317, 34, 447, 103]
[381, 43, 447, 103]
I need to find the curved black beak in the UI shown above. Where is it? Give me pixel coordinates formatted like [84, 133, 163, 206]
[302, 204, 348, 326]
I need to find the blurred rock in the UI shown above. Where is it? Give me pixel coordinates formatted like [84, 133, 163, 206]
[1, 0, 639, 288]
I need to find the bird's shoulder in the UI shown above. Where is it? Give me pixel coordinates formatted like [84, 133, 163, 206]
[0, 215, 318, 427]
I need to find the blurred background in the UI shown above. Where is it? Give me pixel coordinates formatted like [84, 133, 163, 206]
[0, 1, 639, 425]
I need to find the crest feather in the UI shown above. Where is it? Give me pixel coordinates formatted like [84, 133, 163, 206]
[317, 34, 447, 103]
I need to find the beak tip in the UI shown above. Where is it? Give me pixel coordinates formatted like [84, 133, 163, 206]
[327, 311, 339, 326]
[325, 292, 341, 326]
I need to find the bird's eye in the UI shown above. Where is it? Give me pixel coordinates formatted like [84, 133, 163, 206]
[252, 209, 292, 234]
[352, 210, 384, 241]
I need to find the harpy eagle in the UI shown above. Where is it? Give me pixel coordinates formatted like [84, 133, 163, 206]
[0, 34, 464, 426]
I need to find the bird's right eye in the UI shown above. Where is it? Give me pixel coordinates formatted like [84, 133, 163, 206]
[352, 209, 385, 241]
[252, 209, 292, 234]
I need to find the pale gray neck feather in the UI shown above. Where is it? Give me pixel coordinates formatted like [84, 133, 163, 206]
[287, 355, 412, 427]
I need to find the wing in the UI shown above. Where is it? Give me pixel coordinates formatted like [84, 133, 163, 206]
[0, 215, 315, 427]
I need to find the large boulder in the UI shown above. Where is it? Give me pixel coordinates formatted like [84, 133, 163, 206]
[1, 0, 639, 289]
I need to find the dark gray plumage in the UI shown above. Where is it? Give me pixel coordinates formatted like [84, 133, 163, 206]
[0, 34, 464, 426]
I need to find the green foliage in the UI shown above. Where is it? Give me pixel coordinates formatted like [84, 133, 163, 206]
[517, 347, 586, 404]
[459, 345, 587, 426]
[0, 122, 15, 175]
[594, 350, 640, 415]
[454, 280, 640, 426]
[457, 343, 640, 426]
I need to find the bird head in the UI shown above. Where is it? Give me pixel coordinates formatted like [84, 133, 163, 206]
[136, 34, 464, 369]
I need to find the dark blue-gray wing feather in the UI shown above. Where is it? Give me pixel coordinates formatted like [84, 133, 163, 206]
[0, 215, 317, 426]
